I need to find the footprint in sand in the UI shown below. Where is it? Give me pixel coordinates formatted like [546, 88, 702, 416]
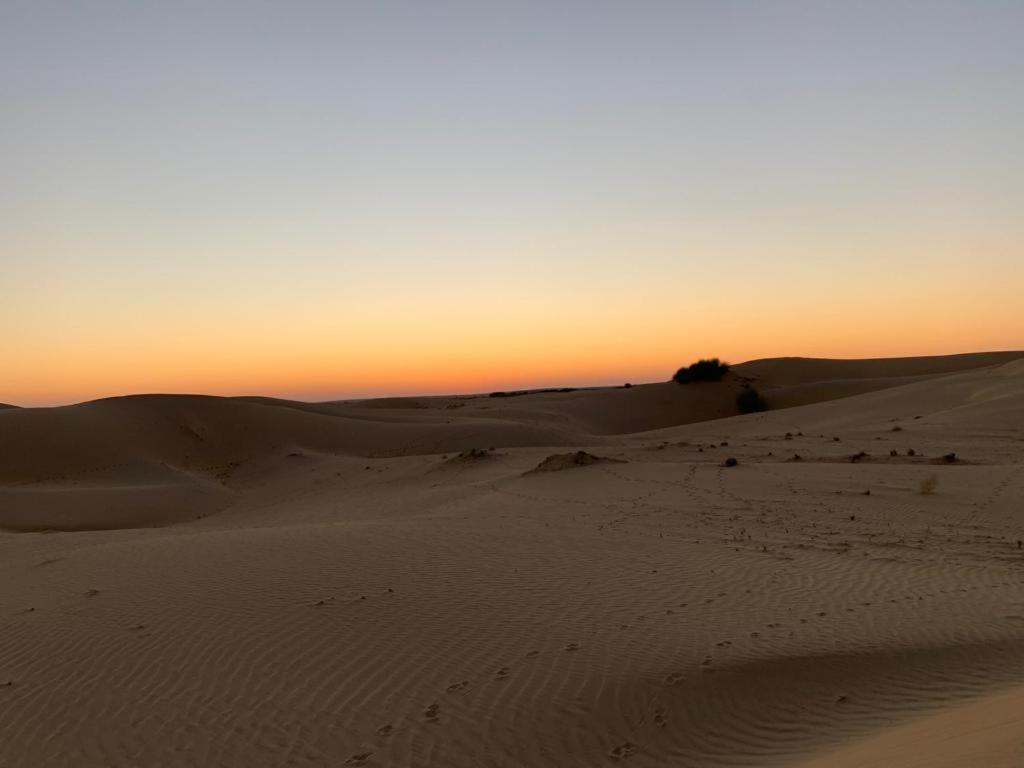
[565, 642, 580, 652]
[664, 672, 684, 685]
[446, 680, 469, 692]
[653, 709, 667, 728]
[609, 741, 638, 760]
[495, 667, 511, 679]
[424, 703, 439, 722]
[525, 650, 540, 658]
[375, 724, 393, 737]
[346, 753, 373, 766]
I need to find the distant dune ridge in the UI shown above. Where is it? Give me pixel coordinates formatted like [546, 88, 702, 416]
[2, 351, 1024, 767]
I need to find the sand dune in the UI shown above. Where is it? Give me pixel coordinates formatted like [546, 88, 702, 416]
[734, 350, 1024, 410]
[733, 350, 1024, 386]
[1, 353, 1023, 766]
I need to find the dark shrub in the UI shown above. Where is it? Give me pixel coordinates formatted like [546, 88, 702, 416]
[723, 457, 738, 467]
[673, 358, 730, 383]
[736, 387, 767, 414]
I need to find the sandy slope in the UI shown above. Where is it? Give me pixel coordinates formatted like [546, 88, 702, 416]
[1, 353, 1023, 766]
[798, 684, 1024, 767]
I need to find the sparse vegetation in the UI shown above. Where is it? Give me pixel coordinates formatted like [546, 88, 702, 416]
[490, 387, 577, 398]
[723, 457, 738, 467]
[527, 451, 625, 474]
[918, 475, 938, 495]
[442, 447, 497, 466]
[736, 387, 767, 414]
[673, 358, 729, 384]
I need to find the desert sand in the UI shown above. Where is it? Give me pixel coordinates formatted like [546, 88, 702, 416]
[2, 351, 1024, 767]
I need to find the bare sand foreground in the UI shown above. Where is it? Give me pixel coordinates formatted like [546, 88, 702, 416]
[2, 352, 1024, 767]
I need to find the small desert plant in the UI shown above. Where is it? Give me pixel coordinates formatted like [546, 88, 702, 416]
[673, 358, 730, 384]
[736, 387, 767, 414]
[918, 475, 938, 495]
[723, 457, 738, 467]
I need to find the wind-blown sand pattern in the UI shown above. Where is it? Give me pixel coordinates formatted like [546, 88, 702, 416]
[2, 352, 1024, 767]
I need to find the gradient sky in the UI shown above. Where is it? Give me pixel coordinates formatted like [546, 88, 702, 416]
[3, 1, 1023, 406]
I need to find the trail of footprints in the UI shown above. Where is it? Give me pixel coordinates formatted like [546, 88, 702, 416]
[339, 574, 1024, 764]
[349, 642, 584, 763]
[961, 464, 1024, 526]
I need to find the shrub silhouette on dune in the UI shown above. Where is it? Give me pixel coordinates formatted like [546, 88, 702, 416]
[673, 358, 730, 384]
[736, 386, 767, 414]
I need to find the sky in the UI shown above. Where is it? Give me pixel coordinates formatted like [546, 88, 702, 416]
[3, 1, 1023, 407]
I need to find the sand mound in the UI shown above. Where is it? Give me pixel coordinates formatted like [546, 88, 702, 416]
[440, 447, 500, 466]
[527, 450, 625, 473]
